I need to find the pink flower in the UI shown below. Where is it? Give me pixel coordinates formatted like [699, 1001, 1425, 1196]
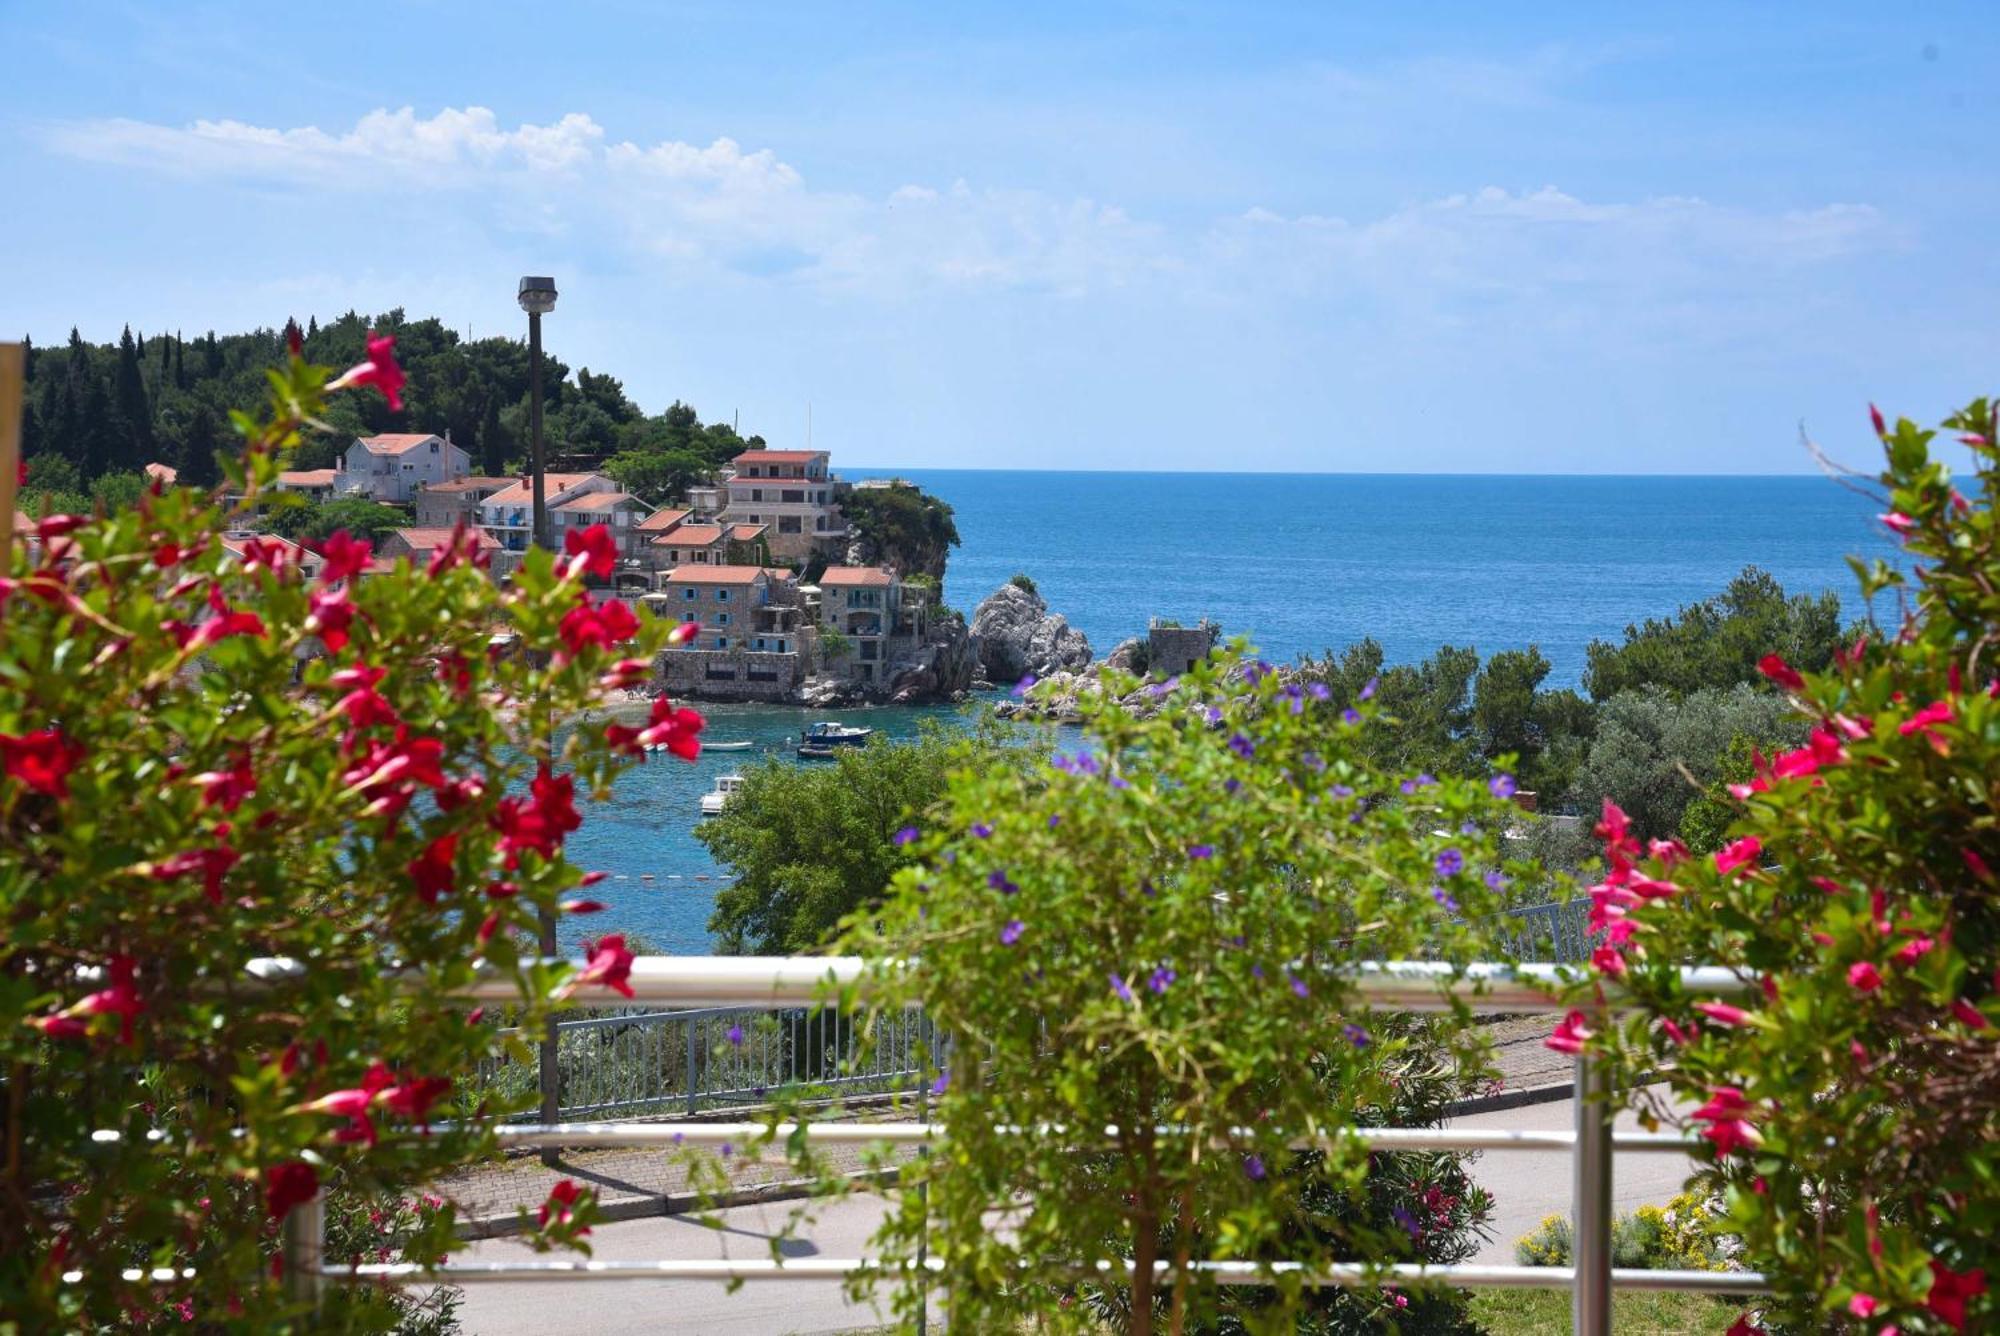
[1693, 1086, 1759, 1157]
[1848, 961, 1884, 993]
[0, 728, 84, 799]
[1927, 1260, 1986, 1331]
[319, 531, 373, 585]
[1714, 837, 1762, 876]
[562, 524, 619, 581]
[147, 842, 241, 904]
[1869, 403, 1887, 436]
[571, 934, 636, 999]
[1899, 699, 1956, 753]
[1757, 654, 1804, 691]
[330, 331, 406, 411]
[306, 587, 357, 652]
[1951, 998, 1988, 1030]
[1893, 935, 1935, 965]
[193, 754, 257, 812]
[1545, 1010, 1593, 1055]
[1849, 1295, 1880, 1318]
[558, 597, 641, 656]
[30, 1015, 93, 1041]
[381, 1075, 451, 1129]
[1695, 1001, 1751, 1027]
[1725, 1314, 1766, 1335]
[1590, 944, 1628, 978]
[666, 620, 701, 645]
[1880, 511, 1915, 536]
[1963, 848, 1994, 882]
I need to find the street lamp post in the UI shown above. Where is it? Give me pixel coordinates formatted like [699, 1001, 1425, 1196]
[517, 277, 558, 551]
[517, 277, 562, 1156]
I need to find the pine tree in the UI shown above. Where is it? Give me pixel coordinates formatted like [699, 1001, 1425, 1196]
[177, 403, 223, 488]
[172, 333, 186, 389]
[479, 393, 511, 474]
[112, 325, 155, 471]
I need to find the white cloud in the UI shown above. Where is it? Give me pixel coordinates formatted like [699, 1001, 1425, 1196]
[42, 107, 1892, 317]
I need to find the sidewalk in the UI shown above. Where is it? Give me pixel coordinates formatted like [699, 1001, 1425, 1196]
[437, 1014, 1574, 1234]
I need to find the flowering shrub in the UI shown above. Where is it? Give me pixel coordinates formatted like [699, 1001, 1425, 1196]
[837, 646, 1534, 1334]
[0, 342, 684, 1329]
[1514, 1192, 1735, 1273]
[1563, 400, 2000, 1333]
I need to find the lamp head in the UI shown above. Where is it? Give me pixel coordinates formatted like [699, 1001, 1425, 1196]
[517, 276, 558, 315]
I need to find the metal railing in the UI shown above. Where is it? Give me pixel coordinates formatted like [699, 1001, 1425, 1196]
[486, 902, 1596, 1122]
[270, 954, 1769, 1335]
[483, 1003, 941, 1119]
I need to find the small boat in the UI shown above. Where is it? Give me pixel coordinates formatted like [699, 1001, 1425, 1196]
[797, 721, 874, 759]
[700, 774, 747, 816]
[700, 740, 756, 752]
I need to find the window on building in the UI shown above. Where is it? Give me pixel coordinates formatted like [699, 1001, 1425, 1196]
[779, 516, 802, 534]
[775, 639, 786, 653]
[782, 490, 804, 503]
[717, 612, 729, 625]
[682, 612, 697, 623]
[684, 588, 698, 601]
[429, 441, 438, 453]
[816, 515, 827, 530]
[716, 637, 729, 649]
[717, 590, 730, 602]
[751, 488, 763, 502]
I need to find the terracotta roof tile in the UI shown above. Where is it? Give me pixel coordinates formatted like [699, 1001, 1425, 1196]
[660, 564, 768, 586]
[817, 565, 896, 587]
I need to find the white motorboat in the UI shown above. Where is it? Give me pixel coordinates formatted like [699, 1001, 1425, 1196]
[700, 774, 747, 816]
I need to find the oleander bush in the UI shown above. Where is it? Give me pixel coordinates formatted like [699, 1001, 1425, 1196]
[1561, 399, 2000, 1333]
[835, 645, 1539, 1335]
[0, 340, 681, 1330]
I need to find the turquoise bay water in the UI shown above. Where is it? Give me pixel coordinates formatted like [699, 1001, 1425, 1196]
[571, 471, 1896, 952]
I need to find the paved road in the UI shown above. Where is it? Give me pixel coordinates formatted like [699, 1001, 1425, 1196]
[456, 1087, 1700, 1334]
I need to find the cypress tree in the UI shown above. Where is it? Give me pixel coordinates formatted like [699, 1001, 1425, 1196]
[178, 403, 223, 488]
[173, 333, 186, 389]
[479, 393, 511, 474]
[112, 325, 154, 471]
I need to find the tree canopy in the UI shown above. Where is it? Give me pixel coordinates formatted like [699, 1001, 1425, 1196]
[841, 483, 960, 581]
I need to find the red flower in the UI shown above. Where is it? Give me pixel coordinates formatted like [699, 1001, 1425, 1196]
[264, 1161, 320, 1220]
[608, 699, 706, 759]
[1848, 961, 1883, 993]
[0, 728, 84, 799]
[1724, 1316, 1766, 1336]
[1900, 698, 1956, 753]
[320, 531, 373, 585]
[1590, 944, 1628, 979]
[31, 1015, 92, 1041]
[330, 331, 407, 411]
[1926, 1260, 1986, 1331]
[1952, 998, 1989, 1030]
[332, 664, 398, 730]
[557, 597, 641, 655]
[563, 524, 619, 581]
[235, 536, 291, 575]
[302, 1062, 395, 1120]
[406, 833, 459, 904]
[571, 934, 636, 999]
[193, 754, 257, 812]
[1869, 403, 1887, 437]
[148, 842, 241, 904]
[1966, 849, 1996, 882]
[1756, 654, 1804, 691]
[382, 1075, 451, 1129]
[1879, 511, 1915, 537]
[70, 954, 144, 1045]
[539, 1178, 588, 1230]
[1714, 837, 1762, 876]
[1544, 1009, 1593, 1055]
[492, 769, 583, 867]
[667, 620, 701, 646]
[427, 522, 490, 578]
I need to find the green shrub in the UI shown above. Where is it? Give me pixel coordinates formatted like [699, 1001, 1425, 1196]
[1007, 571, 1037, 595]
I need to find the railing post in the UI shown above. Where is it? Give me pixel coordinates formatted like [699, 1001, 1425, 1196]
[281, 1191, 325, 1313]
[1572, 1049, 1612, 1335]
[686, 1014, 700, 1116]
[538, 910, 562, 1166]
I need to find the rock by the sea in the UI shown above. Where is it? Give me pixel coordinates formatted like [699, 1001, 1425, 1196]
[886, 606, 978, 704]
[970, 583, 1092, 684]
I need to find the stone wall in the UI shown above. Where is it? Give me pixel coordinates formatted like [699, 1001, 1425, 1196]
[655, 647, 806, 702]
[1147, 620, 1220, 676]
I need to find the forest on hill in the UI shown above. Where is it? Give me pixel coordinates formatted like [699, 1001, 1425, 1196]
[14, 310, 760, 509]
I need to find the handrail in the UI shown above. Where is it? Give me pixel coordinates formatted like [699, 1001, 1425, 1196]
[241, 954, 1769, 1336]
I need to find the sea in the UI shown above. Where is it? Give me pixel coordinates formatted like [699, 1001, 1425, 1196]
[568, 471, 1899, 953]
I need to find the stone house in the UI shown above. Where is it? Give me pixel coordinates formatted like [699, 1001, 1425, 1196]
[1147, 619, 1221, 676]
[475, 473, 618, 554]
[378, 525, 503, 577]
[413, 476, 515, 529]
[817, 565, 905, 688]
[336, 433, 471, 504]
[650, 564, 817, 701]
[720, 449, 844, 563]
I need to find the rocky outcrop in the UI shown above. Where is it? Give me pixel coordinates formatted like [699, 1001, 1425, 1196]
[1104, 636, 1146, 674]
[970, 583, 1092, 685]
[886, 607, 978, 704]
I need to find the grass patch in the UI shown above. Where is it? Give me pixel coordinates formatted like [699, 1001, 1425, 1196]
[1469, 1287, 1747, 1335]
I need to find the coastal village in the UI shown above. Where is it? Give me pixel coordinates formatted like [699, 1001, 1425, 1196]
[138, 433, 996, 705]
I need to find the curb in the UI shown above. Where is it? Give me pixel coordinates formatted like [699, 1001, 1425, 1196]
[1443, 1079, 1575, 1119]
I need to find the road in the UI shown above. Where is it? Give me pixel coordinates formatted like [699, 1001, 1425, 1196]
[455, 1086, 1699, 1334]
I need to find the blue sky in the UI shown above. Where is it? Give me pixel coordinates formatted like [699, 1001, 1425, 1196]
[4, 1, 1996, 473]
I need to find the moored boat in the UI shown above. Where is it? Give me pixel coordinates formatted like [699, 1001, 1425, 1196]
[700, 774, 746, 816]
[797, 721, 874, 759]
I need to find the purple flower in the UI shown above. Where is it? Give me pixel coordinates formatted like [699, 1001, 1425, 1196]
[1484, 869, 1508, 892]
[893, 825, 919, 846]
[1490, 773, 1517, 799]
[1110, 973, 1134, 1003]
[1341, 708, 1361, 726]
[1000, 919, 1024, 946]
[1251, 963, 1265, 980]
[1228, 733, 1256, 760]
[1344, 1023, 1371, 1047]
[930, 1070, 949, 1096]
[1223, 778, 1242, 795]
[1358, 676, 1378, 702]
[1286, 970, 1309, 999]
[1140, 879, 1157, 897]
[1301, 751, 1325, 772]
[970, 822, 993, 839]
[1047, 814, 1062, 829]
[719, 1141, 734, 1159]
[987, 869, 1019, 894]
[1204, 706, 1225, 726]
[1431, 886, 1459, 912]
[1331, 784, 1354, 799]
[1242, 660, 1271, 684]
[1400, 773, 1436, 795]
[1012, 673, 1037, 697]
[1146, 676, 1180, 697]
[1109, 775, 1130, 790]
[1243, 1154, 1266, 1181]
[1435, 847, 1464, 878]
[1460, 820, 1478, 836]
[1392, 1206, 1420, 1239]
[1148, 965, 1177, 995]
[1282, 684, 1305, 714]
[726, 1023, 744, 1047]
[1307, 682, 1331, 701]
[1186, 844, 1214, 860]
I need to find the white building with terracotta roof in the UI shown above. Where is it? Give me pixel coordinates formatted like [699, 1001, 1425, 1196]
[475, 472, 616, 554]
[720, 448, 844, 562]
[277, 468, 339, 502]
[336, 433, 471, 503]
[378, 525, 504, 575]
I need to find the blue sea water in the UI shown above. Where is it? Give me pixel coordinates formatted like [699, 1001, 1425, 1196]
[569, 471, 1897, 953]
